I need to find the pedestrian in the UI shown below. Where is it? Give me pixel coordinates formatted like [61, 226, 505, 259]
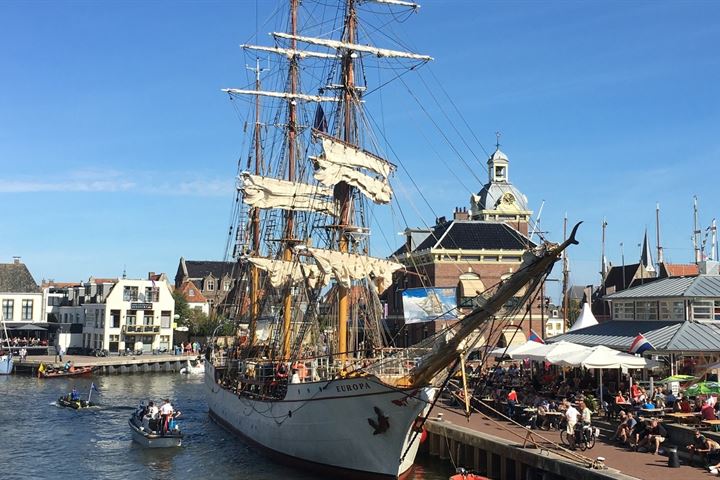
[565, 401, 580, 450]
[19, 347, 27, 362]
[58, 345, 65, 363]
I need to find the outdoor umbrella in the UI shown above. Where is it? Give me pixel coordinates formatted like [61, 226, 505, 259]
[685, 381, 720, 396]
[490, 341, 548, 359]
[525, 341, 588, 363]
[10, 324, 47, 331]
[660, 375, 696, 383]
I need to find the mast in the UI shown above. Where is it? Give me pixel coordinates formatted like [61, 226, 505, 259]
[601, 218, 607, 284]
[562, 214, 570, 330]
[656, 202, 664, 265]
[248, 58, 266, 348]
[336, 0, 358, 364]
[694, 195, 701, 264]
[281, 0, 299, 360]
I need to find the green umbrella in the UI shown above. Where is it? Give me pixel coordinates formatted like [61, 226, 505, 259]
[660, 374, 696, 383]
[685, 381, 720, 396]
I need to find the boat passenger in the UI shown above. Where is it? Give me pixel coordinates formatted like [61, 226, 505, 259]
[159, 399, 174, 435]
[290, 368, 301, 384]
[70, 387, 80, 401]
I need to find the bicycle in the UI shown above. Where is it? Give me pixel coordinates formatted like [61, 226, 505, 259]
[559, 421, 598, 451]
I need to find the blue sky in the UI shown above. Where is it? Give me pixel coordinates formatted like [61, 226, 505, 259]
[1, 1, 719, 302]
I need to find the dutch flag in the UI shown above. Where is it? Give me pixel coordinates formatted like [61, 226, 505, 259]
[528, 329, 545, 344]
[628, 333, 654, 354]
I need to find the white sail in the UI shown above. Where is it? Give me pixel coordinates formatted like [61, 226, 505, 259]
[247, 256, 327, 289]
[318, 134, 393, 178]
[272, 32, 433, 61]
[223, 88, 339, 103]
[302, 247, 403, 292]
[241, 44, 339, 60]
[240, 173, 339, 216]
[312, 156, 393, 204]
[369, 0, 420, 7]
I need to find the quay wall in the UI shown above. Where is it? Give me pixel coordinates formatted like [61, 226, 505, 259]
[423, 419, 639, 480]
[13, 354, 192, 375]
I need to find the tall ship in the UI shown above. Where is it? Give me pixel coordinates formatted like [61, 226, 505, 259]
[1, 312, 13, 375]
[205, 1, 581, 478]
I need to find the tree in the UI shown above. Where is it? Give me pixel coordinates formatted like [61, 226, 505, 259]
[172, 290, 191, 327]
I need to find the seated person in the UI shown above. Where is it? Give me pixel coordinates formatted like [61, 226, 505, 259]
[688, 430, 720, 466]
[665, 390, 677, 407]
[535, 401, 549, 430]
[613, 411, 637, 444]
[702, 400, 717, 420]
[678, 396, 692, 413]
[70, 387, 80, 401]
[636, 419, 667, 454]
[628, 418, 648, 450]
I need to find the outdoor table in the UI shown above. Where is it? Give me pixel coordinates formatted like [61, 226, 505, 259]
[639, 408, 665, 417]
[701, 419, 720, 432]
[666, 412, 701, 424]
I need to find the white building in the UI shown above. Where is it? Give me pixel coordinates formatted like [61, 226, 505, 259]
[0, 257, 43, 325]
[56, 276, 174, 353]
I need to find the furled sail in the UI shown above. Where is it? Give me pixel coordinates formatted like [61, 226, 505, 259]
[317, 134, 394, 177]
[312, 157, 393, 204]
[222, 88, 339, 103]
[301, 247, 403, 292]
[241, 44, 339, 60]
[240, 172, 339, 216]
[272, 32, 433, 61]
[246, 256, 327, 289]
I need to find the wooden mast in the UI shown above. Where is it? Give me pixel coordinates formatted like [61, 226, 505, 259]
[248, 57, 264, 348]
[336, 0, 357, 365]
[562, 215, 570, 330]
[281, 0, 299, 360]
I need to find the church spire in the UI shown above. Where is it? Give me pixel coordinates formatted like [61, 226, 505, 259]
[640, 228, 655, 273]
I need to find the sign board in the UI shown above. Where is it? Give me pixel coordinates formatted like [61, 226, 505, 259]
[131, 303, 153, 310]
[402, 287, 457, 324]
[670, 381, 679, 396]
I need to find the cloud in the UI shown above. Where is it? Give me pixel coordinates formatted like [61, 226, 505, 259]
[0, 169, 232, 197]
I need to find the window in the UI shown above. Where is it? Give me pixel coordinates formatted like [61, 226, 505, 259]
[206, 279, 215, 291]
[161, 311, 171, 328]
[715, 300, 720, 321]
[159, 335, 170, 351]
[143, 310, 154, 326]
[613, 301, 634, 320]
[123, 286, 139, 301]
[111, 310, 121, 328]
[109, 334, 119, 353]
[145, 287, 159, 302]
[224, 281, 231, 291]
[659, 300, 684, 320]
[22, 300, 33, 320]
[126, 310, 137, 326]
[2, 299, 13, 320]
[189, 289, 195, 296]
[693, 300, 714, 320]
[635, 301, 658, 320]
[483, 256, 498, 262]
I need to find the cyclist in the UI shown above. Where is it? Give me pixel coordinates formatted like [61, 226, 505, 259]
[575, 400, 593, 446]
[565, 401, 580, 450]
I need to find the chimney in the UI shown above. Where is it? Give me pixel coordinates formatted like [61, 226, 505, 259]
[13, 256, 21, 264]
[453, 207, 470, 221]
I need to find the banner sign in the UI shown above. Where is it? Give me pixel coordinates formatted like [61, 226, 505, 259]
[402, 287, 457, 324]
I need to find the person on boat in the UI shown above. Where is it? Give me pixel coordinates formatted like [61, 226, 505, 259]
[290, 368, 301, 384]
[70, 387, 80, 401]
[159, 399, 174, 435]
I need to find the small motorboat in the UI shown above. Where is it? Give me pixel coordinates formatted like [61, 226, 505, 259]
[450, 468, 489, 480]
[129, 406, 183, 448]
[57, 395, 95, 409]
[179, 358, 205, 375]
[39, 365, 95, 378]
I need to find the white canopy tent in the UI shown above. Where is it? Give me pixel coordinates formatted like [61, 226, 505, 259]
[568, 302, 598, 332]
[489, 341, 548, 359]
[551, 345, 659, 406]
[524, 341, 589, 363]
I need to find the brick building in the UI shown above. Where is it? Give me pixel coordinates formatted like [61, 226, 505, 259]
[385, 146, 552, 348]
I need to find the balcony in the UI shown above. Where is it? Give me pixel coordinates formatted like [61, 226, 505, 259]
[122, 325, 161, 334]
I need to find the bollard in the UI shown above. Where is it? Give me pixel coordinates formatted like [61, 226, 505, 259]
[665, 446, 680, 468]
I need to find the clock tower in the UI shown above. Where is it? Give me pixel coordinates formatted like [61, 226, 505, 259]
[470, 144, 532, 235]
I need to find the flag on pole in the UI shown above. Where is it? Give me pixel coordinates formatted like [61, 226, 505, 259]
[528, 329, 545, 344]
[91, 382, 100, 393]
[628, 333, 654, 354]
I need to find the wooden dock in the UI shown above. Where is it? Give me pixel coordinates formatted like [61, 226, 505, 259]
[422, 407, 709, 480]
[13, 354, 195, 375]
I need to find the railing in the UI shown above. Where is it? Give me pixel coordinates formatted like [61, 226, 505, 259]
[121, 325, 161, 334]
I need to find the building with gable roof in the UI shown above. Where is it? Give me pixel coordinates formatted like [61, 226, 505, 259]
[178, 279, 210, 315]
[385, 145, 555, 347]
[175, 257, 237, 311]
[0, 257, 43, 325]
